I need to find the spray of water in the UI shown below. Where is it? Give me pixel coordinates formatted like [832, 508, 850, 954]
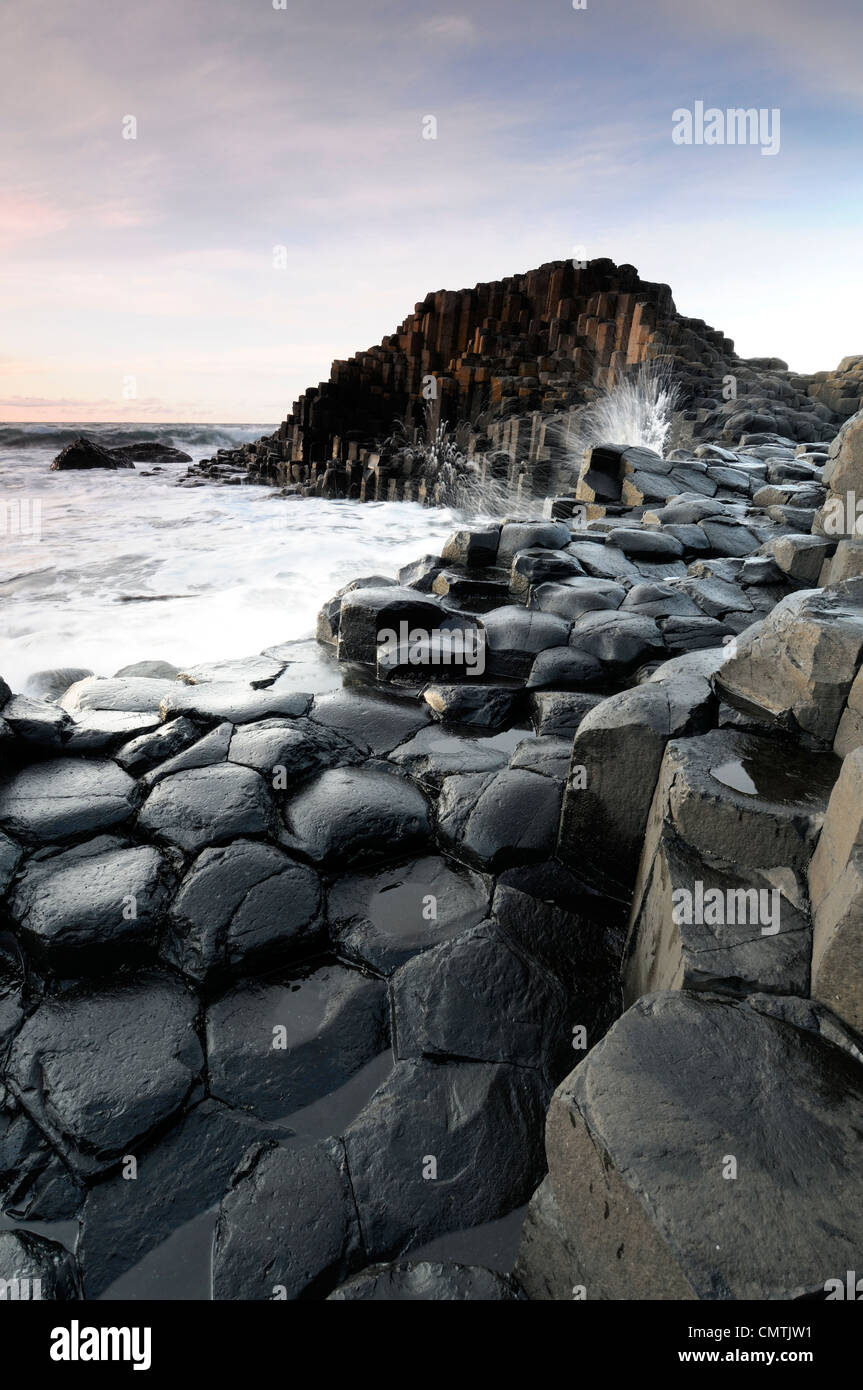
[565, 359, 682, 460]
[381, 407, 511, 514]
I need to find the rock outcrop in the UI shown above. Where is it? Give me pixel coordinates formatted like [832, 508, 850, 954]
[200, 258, 845, 502]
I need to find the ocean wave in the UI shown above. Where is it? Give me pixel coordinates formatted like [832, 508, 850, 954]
[0, 423, 275, 451]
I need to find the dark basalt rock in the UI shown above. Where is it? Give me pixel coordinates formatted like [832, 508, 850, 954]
[206, 962, 388, 1120]
[228, 715, 363, 784]
[480, 606, 572, 678]
[1, 696, 72, 749]
[0, 758, 137, 845]
[525, 645, 604, 690]
[308, 689, 430, 754]
[50, 437, 135, 471]
[534, 991, 863, 1300]
[138, 763, 275, 853]
[162, 839, 324, 982]
[336, 586, 445, 665]
[391, 920, 570, 1077]
[422, 683, 519, 730]
[0, 1229, 80, 1299]
[531, 577, 625, 621]
[213, 1138, 362, 1300]
[111, 441, 192, 463]
[327, 1260, 525, 1301]
[159, 683, 310, 725]
[80, 1098, 292, 1298]
[115, 715, 203, 775]
[282, 765, 430, 866]
[5, 971, 203, 1177]
[343, 1059, 548, 1259]
[9, 835, 176, 974]
[388, 725, 509, 788]
[569, 608, 665, 670]
[528, 689, 604, 736]
[435, 767, 563, 871]
[328, 854, 490, 975]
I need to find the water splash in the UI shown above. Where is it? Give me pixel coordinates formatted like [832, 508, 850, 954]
[381, 408, 510, 514]
[566, 360, 682, 459]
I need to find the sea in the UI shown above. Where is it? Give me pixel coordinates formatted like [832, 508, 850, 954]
[0, 423, 467, 694]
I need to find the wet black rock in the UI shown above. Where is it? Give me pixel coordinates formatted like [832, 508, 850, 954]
[343, 1059, 548, 1259]
[162, 839, 323, 982]
[227, 715, 362, 784]
[206, 962, 387, 1119]
[5, 972, 203, 1176]
[50, 437, 135, 471]
[392, 920, 569, 1077]
[282, 765, 430, 866]
[422, 683, 519, 730]
[329, 855, 490, 975]
[138, 763, 275, 853]
[213, 1138, 361, 1300]
[10, 836, 176, 974]
[327, 1260, 525, 1300]
[308, 689, 430, 754]
[80, 1098, 292, 1297]
[0, 1229, 80, 1299]
[388, 725, 509, 788]
[0, 758, 137, 845]
[436, 768, 563, 870]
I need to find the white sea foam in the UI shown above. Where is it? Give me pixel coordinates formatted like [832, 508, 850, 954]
[0, 426, 463, 692]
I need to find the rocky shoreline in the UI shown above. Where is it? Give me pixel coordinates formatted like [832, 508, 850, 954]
[2, 406, 863, 1301]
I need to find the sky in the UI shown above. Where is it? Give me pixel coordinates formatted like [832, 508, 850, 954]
[1, 0, 861, 423]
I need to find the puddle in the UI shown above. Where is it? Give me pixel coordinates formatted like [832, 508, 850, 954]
[709, 743, 839, 808]
[408, 1204, 527, 1273]
[96, 1050, 393, 1301]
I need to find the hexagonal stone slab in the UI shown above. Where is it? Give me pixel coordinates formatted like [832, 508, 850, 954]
[138, 764, 274, 853]
[5, 972, 203, 1176]
[9, 835, 176, 974]
[206, 963, 388, 1120]
[343, 1059, 548, 1259]
[0, 759, 136, 845]
[213, 1138, 362, 1300]
[328, 855, 490, 975]
[162, 839, 323, 982]
[392, 921, 569, 1074]
[282, 766, 430, 866]
[435, 768, 562, 871]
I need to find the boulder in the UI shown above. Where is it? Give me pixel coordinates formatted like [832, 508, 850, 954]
[138, 764, 274, 853]
[50, 437, 135, 470]
[716, 582, 863, 741]
[5, 972, 203, 1176]
[282, 765, 430, 866]
[163, 839, 323, 981]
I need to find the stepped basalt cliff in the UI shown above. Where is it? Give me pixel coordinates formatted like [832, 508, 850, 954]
[198, 259, 863, 504]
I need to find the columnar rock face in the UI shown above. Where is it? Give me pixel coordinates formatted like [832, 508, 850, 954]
[206, 259, 843, 500]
